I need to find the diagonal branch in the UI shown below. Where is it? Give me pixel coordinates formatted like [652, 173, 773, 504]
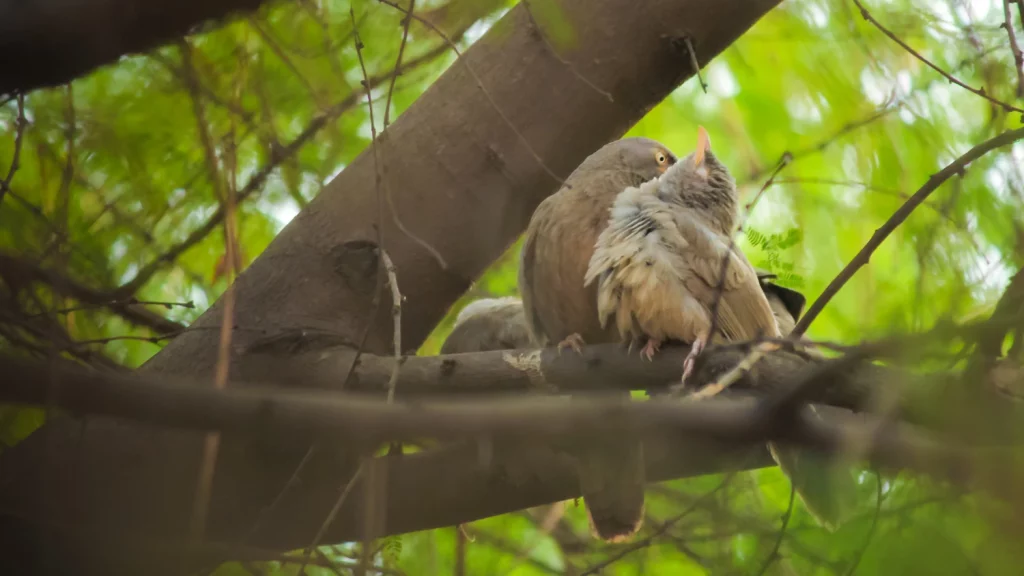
[851, 0, 1023, 115]
[793, 126, 1024, 336]
[0, 93, 26, 211]
[0, 251, 184, 333]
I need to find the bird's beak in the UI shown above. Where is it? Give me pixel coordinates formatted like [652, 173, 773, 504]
[693, 126, 711, 167]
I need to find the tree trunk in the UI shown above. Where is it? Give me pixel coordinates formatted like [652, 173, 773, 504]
[0, 0, 781, 573]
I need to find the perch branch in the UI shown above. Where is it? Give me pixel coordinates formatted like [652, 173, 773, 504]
[793, 126, 1024, 336]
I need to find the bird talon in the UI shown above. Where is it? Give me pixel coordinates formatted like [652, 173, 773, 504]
[557, 333, 586, 356]
[680, 338, 706, 384]
[640, 339, 661, 361]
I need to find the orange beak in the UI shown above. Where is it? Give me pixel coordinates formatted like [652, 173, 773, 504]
[693, 126, 711, 166]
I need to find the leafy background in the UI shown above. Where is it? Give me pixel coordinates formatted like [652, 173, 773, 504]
[2, 0, 1024, 573]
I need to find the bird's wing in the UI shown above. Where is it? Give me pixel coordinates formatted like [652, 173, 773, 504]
[584, 188, 655, 335]
[668, 213, 780, 340]
[519, 197, 554, 346]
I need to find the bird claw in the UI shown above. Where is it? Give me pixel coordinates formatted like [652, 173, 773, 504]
[640, 339, 661, 362]
[680, 338, 706, 384]
[557, 333, 586, 356]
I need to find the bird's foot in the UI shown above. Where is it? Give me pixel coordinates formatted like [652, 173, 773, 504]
[640, 339, 662, 362]
[557, 333, 586, 356]
[680, 338, 706, 385]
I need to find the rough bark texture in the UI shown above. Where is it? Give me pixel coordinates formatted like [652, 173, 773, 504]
[0, 0, 781, 573]
[0, 0, 270, 94]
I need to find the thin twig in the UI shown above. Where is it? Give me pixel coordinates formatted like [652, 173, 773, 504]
[844, 472, 883, 576]
[375, 0, 563, 184]
[0, 93, 27, 210]
[383, 0, 416, 128]
[754, 483, 796, 576]
[116, 40, 454, 297]
[1004, 0, 1024, 98]
[682, 37, 708, 93]
[792, 126, 1024, 336]
[521, 0, 613, 101]
[248, 17, 328, 110]
[183, 36, 244, 549]
[380, 250, 403, 403]
[580, 469, 743, 575]
[370, 0, 450, 269]
[851, 0, 1023, 115]
[677, 341, 782, 398]
[28, 299, 195, 318]
[297, 461, 366, 574]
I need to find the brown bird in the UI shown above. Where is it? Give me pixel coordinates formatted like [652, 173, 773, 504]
[585, 126, 780, 380]
[587, 128, 853, 529]
[520, 137, 677, 542]
[440, 297, 533, 354]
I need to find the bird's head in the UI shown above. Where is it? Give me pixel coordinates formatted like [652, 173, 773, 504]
[567, 137, 678, 194]
[658, 126, 738, 233]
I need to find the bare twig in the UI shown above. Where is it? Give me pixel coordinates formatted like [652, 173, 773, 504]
[182, 36, 243, 548]
[0, 252, 185, 333]
[248, 17, 327, 109]
[116, 40, 454, 297]
[297, 461, 366, 574]
[380, 250, 403, 403]
[375, 0, 564, 184]
[1004, 0, 1024, 98]
[682, 36, 708, 93]
[843, 472, 883, 576]
[0, 93, 27, 210]
[580, 469, 742, 575]
[754, 482, 795, 576]
[678, 341, 782, 398]
[851, 0, 1023, 115]
[792, 126, 1024, 336]
[521, 0, 614, 101]
[28, 299, 194, 318]
[383, 0, 416, 128]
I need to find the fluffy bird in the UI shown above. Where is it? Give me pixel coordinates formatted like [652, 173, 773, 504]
[585, 126, 780, 379]
[520, 137, 678, 542]
[587, 128, 853, 529]
[440, 297, 533, 354]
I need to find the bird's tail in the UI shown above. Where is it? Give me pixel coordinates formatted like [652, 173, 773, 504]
[577, 432, 646, 542]
[768, 408, 859, 529]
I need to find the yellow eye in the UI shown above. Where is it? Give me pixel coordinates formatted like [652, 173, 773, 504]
[655, 151, 668, 165]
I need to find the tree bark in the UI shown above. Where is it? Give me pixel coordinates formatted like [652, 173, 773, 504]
[0, 0, 270, 94]
[0, 0, 781, 573]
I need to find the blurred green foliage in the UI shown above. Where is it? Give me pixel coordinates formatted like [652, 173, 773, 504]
[2, 0, 1024, 573]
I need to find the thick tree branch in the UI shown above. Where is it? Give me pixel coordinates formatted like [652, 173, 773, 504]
[0, 0, 271, 94]
[0, 353, 1004, 541]
[0, 1, 784, 573]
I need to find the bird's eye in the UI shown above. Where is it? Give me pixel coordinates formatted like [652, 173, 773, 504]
[655, 152, 668, 165]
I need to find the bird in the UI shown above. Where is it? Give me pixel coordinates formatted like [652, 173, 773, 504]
[586, 127, 853, 529]
[756, 268, 807, 336]
[519, 136, 678, 542]
[440, 297, 533, 354]
[585, 126, 780, 381]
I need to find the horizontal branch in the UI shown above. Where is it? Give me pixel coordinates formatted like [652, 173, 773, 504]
[0, 352, 989, 486]
[239, 336, 889, 410]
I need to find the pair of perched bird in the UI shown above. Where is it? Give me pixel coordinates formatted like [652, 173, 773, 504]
[443, 129, 825, 542]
